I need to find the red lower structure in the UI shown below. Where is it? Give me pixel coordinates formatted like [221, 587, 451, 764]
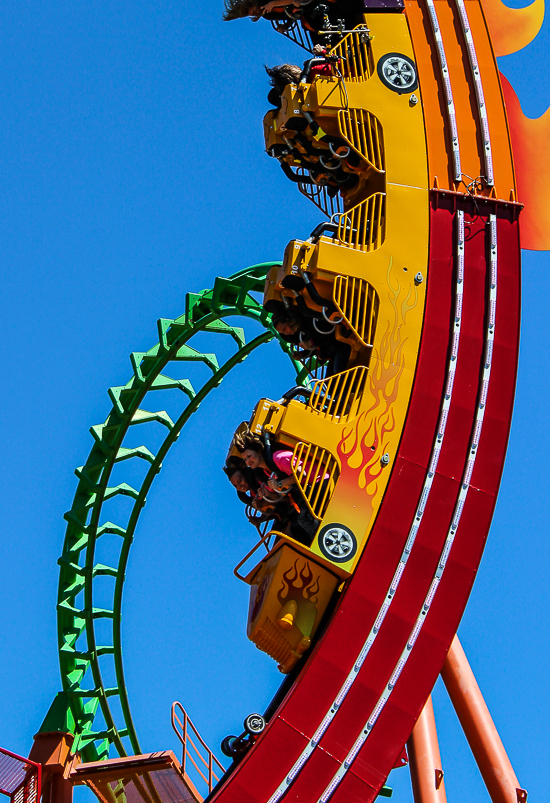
[408, 696, 447, 803]
[441, 637, 527, 803]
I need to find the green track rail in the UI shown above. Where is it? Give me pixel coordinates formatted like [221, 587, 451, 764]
[49, 262, 305, 762]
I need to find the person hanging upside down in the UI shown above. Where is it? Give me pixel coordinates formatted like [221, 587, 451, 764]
[223, 0, 322, 22]
[232, 430, 322, 545]
[233, 431, 296, 491]
[271, 307, 351, 376]
[222, 0, 366, 36]
[224, 458, 299, 534]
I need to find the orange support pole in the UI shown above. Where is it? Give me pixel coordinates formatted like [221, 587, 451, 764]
[408, 695, 447, 803]
[441, 635, 527, 803]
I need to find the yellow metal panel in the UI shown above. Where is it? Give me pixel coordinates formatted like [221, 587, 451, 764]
[249, 399, 286, 437]
[247, 544, 339, 673]
[277, 402, 344, 455]
[290, 441, 340, 520]
[306, 185, 429, 282]
[329, 28, 375, 82]
[333, 276, 379, 347]
[308, 13, 428, 191]
[338, 108, 385, 173]
[254, 11, 430, 585]
[264, 182, 428, 572]
[308, 367, 369, 423]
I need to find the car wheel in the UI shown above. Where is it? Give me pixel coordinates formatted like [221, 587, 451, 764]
[377, 53, 418, 94]
[318, 523, 357, 563]
[243, 713, 266, 735]
[221, 736, 237, 758]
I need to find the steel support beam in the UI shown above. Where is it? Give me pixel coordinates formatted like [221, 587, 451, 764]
[441, 635, 527, 803]
[408, 696, 447, 803]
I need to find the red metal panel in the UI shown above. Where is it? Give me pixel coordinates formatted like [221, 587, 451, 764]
[434, 208, 487, 482]
[340, 768, 381, 803]
[319, 470, 460, 759]
[278, 748, 343, 803]
[470, 211, 521, 495]
[360, 488, 496, 766]
[215, 718, 308, 803]
[328, 212, 520, 802]
[399, 198, 455, 469]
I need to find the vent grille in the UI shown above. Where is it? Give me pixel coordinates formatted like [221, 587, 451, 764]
[297, 170, 343, 218]
[338, 109, 385, 173]
[333, 276, 379, 348]
[290, 343, 330, 382]
[329, 27, 373, 81]
[335, 194, 386, 251]
[309, 366, 368, 422]
[291, 442, 340, 520]
[255, 617, 294, 665]
[270, 18, 312, 51]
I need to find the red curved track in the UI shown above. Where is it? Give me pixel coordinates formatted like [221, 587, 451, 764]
[211, 200, 520, 803]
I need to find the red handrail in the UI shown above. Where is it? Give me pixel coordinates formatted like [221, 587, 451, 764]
[0, 747, 41, 803]
[171, 702, 225, 794]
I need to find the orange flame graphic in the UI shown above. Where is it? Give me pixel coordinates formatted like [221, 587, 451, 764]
[278, 559, 321, 605]
[480, 0, 549, 250]
[499, 73, 550, 251]
[337, 261, 417, 496]
[481, 0, 544, 57]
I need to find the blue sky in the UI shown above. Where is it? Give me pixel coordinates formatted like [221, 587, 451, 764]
[0, 2, 548, 801]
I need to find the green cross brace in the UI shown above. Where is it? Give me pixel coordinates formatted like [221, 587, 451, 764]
[41, 261, 313, 762]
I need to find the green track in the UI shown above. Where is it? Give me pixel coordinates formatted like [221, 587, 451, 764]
[45, 262, 307, 762]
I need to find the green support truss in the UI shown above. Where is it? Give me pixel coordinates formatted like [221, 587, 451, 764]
[48, 262, 307, 762]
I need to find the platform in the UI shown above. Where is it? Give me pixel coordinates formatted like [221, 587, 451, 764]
[71, 751, 202, 803]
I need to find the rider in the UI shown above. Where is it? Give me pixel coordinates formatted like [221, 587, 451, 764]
[233, 431, 297, 493]
[223, 0, 328, 25]
[232, 430, 320, 545]
[223, 0, 365, 35]
[223, 460, 294, 529]
[271, 307, 351, 376]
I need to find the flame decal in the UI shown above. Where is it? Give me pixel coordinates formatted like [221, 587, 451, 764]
[500, 73, 550, 251]
[278, 559, 321, 605]
[337, 260, 416, 496]
[475, 0, 549, 250]
[481, 0, 544, 57]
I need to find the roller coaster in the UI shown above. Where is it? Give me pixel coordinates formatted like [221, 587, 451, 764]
[1, 2, 544, 803]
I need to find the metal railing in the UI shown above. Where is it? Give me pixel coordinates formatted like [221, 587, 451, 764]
[171, 703, 225, 797]
[333, 275, 379, 348]
[308, 366, 368, 422]
[338, 109, 385, 173]
[270, 18, 312, 51]
[329, 27, 373, 82]
[335, 193, 386, 251]
[0, 748, 40, 803]
[297, 170, 343, 219]
[290, 343, 330, 382]
[246, 504, 276, 536]
[302, 354, 329, 383]
[233, 528, 278, 582]
[291, 442, 340, 520]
